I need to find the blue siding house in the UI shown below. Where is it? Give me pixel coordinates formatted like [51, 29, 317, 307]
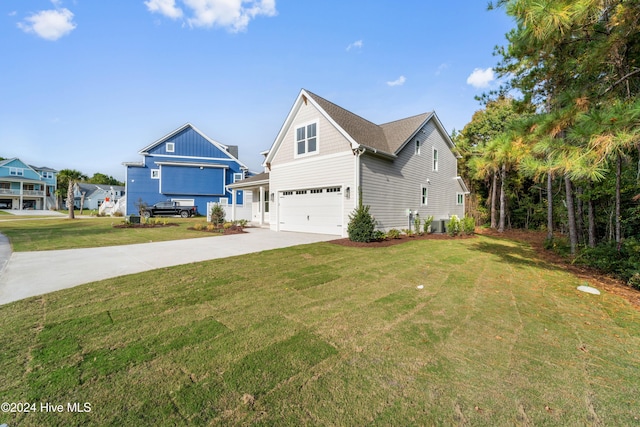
[123, 123, 248, 216]
[0, 158, 57, 210]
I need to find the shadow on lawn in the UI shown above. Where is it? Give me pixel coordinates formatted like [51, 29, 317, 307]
[469, 235, 563, 272]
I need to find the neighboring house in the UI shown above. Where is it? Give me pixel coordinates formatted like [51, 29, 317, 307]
[0, 158, 57, 210]
[227, 89, 468, 236]
[123, 123, 248, 216]
[73, 183, 125, 211]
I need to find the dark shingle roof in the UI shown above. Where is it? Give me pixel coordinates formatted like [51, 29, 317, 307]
[304, 90, 431, 156]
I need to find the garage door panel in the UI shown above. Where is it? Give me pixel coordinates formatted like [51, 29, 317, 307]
[279, 188, 342, 235]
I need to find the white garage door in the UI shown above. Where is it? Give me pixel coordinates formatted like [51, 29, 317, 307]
[279, 187, 343, 235]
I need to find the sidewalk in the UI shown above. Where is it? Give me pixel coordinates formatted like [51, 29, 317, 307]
[0, 228, 338, 305]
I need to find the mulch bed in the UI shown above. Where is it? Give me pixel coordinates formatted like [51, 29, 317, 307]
[330, 228, 640, 310]
[329, 232, 475, 248]
[113, 223, 179, 228]
[187, 226, 246, 235]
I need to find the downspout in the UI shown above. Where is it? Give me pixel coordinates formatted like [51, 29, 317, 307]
[353, 147, 365, 206]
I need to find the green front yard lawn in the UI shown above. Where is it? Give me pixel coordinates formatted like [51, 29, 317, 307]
[0, 217, 213, 251]
[1, 236, 638, 426]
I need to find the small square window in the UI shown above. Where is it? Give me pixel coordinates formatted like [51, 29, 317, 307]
[233, 173, 244, 182]
[166, 142, 175, 153]
[151, 169, 160, 179]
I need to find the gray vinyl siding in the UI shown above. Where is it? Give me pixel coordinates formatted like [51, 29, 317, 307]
[360, 120, 464, 231]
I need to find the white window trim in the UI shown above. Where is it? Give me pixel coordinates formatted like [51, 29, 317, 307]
[294, 120, 319, 158]
[421, 185, 428, 206]
[166, 142, 175, 153]
[10, 167, 24, 176]
[151, 169, 160, 179]
[456, 192, 464, 205]
[432, 147, 439, 172]
[233, 172, 244, 182]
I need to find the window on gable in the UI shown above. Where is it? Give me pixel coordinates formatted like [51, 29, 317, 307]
[421, 186, 428, 206]
[295, 122, 318, 156]
[433, 148, 439, 171]
[151, 169, 160, 179]
[233, 173, 244, 182]
[457, 193, 464, 205]
[10, 167, 24, 176]
[415, 140, 421, 155]
[166, 142, 175, 153]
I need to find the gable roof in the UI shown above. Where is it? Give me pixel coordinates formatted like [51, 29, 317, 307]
[138, 123, 248, 169]
[75, 183, 126, 198]
[266, 89, 456, 164]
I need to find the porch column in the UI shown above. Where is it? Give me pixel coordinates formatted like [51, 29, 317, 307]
[259, 186, 265, 225]
[19, 182, 24, 211]
[231, 189, 237, 221]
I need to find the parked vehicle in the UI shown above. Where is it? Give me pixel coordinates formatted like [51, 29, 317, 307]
[141, 201, 197, 219]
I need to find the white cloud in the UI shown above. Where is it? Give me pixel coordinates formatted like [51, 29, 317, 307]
[346, 40, 363, 51]
[8, 11, 17, 17]
[387, 75, 406, 87]
[17, 8, 76, 41]
[145, 0, 184, 19]
[466, 67, 495, 88]
[169, 0, 277, 32]
[435, 63, 449, 76]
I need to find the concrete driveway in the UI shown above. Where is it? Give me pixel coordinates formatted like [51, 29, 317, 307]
[0, 228, 339, 305]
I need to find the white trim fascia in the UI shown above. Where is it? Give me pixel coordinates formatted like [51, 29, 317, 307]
[456, 176, 470, 193]
[269, 151, 352, 170]
[154, 161, 229, 169]
[137, 123, 249, 169]
[430, 112, 459, 154]
[122, 161, 144, 167]
[147, 154, 241, 163]
[393, 112, 435, 155]
[226, 179, 269, 190]
[264, 89, 360, 166]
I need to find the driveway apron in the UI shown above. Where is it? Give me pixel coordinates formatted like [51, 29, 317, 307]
[0, 228, 338, 305]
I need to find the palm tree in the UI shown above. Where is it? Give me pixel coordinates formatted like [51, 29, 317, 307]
[57, 169, 87, 219]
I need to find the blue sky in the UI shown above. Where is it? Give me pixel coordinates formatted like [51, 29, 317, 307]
[1, 1, 514, 180]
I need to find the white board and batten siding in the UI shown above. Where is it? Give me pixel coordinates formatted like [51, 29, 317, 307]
[269, 100, 357, 237]
[360, 120, 464, 231]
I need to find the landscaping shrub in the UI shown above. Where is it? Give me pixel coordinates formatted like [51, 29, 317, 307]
[413, 216, 422, 235]
[462, 215, 475, 235]
[423, 215, 434, 234]
[210, 203, 225, 226]
[628, 273, 640, 290]
[347, 201, 376, 243]
[447, 215, 461, 236]
[575, 237, 640, 283]
[386, 229, 401, 239]
[372, 230, 386, 241]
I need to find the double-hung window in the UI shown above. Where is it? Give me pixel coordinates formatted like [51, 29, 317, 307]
[295, 122, 318, 156]
[421, 186, 428, 206]
[10, 167, 24, 176]
[432, 148, 439, 171]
